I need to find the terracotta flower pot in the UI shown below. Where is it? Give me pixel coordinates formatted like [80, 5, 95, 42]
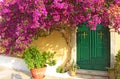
[30, 66, 47, 79]
[108, 68, 115, 79]
[108, 70, 115, 79]
[69, 70, 76, 76]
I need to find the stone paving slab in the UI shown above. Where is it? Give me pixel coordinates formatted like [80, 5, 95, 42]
[44, 74, 108, 79]
[44, 75, 83, 79]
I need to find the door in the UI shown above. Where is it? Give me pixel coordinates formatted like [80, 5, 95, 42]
[77, 23, 110, 71]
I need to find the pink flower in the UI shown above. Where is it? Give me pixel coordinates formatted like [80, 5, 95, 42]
[53, 15, 60, 21]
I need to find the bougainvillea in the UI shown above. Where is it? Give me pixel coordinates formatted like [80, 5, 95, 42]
[107, 4, 120, 30]
[0, 0, 120, 54]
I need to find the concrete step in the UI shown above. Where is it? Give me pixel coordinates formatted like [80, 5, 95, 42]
[77, 69, 108, 76]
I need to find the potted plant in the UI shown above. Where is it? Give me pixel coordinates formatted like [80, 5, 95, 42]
[22, 46, 56, 79]
[107, 67, 115, 79]
[56, 66, 68, 73]
[68, 60, 79, 76]
[114, 50, 120, 79]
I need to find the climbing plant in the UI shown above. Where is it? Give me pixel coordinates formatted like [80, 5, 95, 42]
[0, 0, 120, 54]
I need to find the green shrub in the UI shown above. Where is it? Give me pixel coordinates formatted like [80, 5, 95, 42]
[115, 50, 120, 74]
[22, 46, 56, 69]
[56, 66, 66, 73]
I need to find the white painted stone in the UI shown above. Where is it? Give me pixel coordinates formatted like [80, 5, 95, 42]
[0, 55, 29, 72]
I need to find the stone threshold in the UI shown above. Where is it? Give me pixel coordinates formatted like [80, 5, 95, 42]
[77, 69, 108, 77]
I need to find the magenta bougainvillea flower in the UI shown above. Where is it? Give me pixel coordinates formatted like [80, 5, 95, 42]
[0, 0, 120, 54]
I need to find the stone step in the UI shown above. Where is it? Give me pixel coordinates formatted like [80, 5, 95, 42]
[76, 73, 108, 79]
[76, 69, 109, 79]
[77, 69, 108, 76]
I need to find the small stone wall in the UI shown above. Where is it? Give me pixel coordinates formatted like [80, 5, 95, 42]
[0, 55, 29, 72]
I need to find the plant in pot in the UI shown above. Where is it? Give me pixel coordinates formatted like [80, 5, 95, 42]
[114, 50, 120, 79]
[56, 66, 68, 73]
[22, 46, 56, 79]
[107, 67, 115, 79]
[68, 60, 79, 76]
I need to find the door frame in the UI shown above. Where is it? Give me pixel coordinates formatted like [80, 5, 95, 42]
[71, 27, 116, 70]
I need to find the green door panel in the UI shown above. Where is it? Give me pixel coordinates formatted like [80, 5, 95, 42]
[77, 23, 110, 71]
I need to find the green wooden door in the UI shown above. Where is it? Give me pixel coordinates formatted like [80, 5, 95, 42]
[77, 23, 110, 71]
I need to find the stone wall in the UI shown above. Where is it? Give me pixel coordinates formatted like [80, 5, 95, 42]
[0, 55, 29, 72]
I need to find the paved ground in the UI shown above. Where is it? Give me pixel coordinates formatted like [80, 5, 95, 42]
[0, 66, 109, 79]
[0, 55, 109, 79]
[44, 74, 108, 79]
